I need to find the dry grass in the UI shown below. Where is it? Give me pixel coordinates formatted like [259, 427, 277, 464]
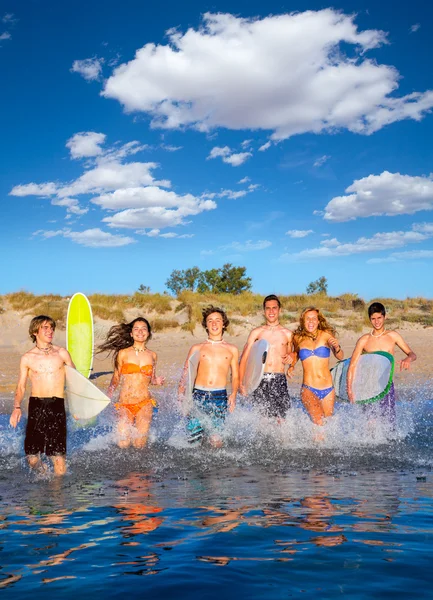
[344, 315, 364, 333]
[92, 305, 125, 322]
[3, 291, 433, 333]
[400, 314, 433, 326]
[131, 292, 172, 314]
[6, 292, 68, 326]
[152, 317, 179, 332]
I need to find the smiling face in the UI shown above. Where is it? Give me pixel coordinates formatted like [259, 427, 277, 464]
[264, 300, 280, 325]
[206, 312, 224, 338]
[303, 310, 319, 335]
[131, 320, 150, 344]
[36, 321, 55, 346]
[370, 312, 386, 331]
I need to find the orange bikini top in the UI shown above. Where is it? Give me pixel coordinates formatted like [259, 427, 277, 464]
[120, 363, 153, 376]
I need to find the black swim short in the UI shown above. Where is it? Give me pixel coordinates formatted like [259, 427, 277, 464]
[24, 396, 67, 456]
[251, 373, 292, 418]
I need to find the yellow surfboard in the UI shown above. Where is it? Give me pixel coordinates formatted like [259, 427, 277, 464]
[66, 293, 93, 378]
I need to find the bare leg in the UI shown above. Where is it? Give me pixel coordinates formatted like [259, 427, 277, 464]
[321, 389, 335, 419]
[301, 387, 326, 426]
[27, 454, 41, 470]
[51, 455, 67, 476]
[117, 411, 132, 448]
[133, 405, 153, 449]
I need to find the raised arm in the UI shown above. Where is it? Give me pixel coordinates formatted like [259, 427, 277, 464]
[347, 336, 367, 403]
[10, 356, 29, 427]
[228, 346, 240, 413]
[239, 329, 259, 395]
[392, 332, 417, 371]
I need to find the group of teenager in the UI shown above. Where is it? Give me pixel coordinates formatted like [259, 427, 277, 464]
[9, 295, 416, 475]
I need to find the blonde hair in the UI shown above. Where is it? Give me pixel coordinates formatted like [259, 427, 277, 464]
[293, 307, 336, 351]
[29, 315, 56, 343]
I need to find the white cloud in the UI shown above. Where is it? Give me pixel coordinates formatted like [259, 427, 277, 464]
[160, 144, 183, 152]
[410, 24, 420, 34]
[137, 228, 194, 238]
[10, 133, 214, 234]
[208, 146, 231, 159]
[102, 11, 433, 139]
[392, 249, 433, 259]
[368, 249, 433, 263]
[58, 161, 166, 198]
[238, 176, 250, 184]
[103, 199, 216, 229]
[222, 239, 272, 251]
[324, 171, 433, 222]
[217, 189, 248, 199]
[92, 186, 205, 211]
[314, 155, 330, 167]
[0, 32, 11, 41]
[34, 228, 135, 247]
[207, 145, 252, 166]
[71, 57, 104, 82]
[224, 152, 252, 166]
[66, 132, 106, 159]
[259, 141, 272, 152]
[11, 182, 58, 196]
[286, 229, 313, 238]
[282, 225, 432, 261]
[2, 14, 17, 24]
[51, 197, 88, 216]
[413, 222, 433, 234]
[241, 139, 252, 148]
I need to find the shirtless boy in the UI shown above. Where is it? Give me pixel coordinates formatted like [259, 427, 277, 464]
[9, 315, 75, 475]
[347, 302, 417, 420]
[239, 295, 293, 419]
[178, 306, 239, 447]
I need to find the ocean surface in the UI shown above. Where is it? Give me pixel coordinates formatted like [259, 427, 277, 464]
[1, 382, 433, 598]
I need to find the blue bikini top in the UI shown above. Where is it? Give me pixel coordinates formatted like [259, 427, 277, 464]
[299, 346, 331, 361]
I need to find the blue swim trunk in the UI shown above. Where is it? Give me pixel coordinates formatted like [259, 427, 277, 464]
[187, 388, 228, 444]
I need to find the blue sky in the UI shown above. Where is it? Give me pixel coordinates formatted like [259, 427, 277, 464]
[1, 0, 433, 299]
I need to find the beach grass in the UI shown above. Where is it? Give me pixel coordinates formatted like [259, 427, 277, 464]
[2, 291, 433, 333]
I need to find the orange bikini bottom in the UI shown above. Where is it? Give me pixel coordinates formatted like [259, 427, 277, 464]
[115, 398, 157, 418]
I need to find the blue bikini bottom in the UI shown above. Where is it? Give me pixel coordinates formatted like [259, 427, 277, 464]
[302, 384, 334, 401]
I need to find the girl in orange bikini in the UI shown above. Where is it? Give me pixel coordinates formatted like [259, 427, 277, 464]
[98, 317, 165, 448]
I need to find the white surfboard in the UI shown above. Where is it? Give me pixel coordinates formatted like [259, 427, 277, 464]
[65, 365, 111, 420]
[332, 351, 394, 404]
[243, 339, 270, 396]
[181, 351, 200, 416]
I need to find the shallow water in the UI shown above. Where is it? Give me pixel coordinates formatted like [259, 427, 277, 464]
[1, 389, 433, 597]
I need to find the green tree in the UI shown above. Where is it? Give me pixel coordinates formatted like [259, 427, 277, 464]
[197, 264, 252, 295]
[137, 284, 151, 293]
[165, 266, 201, 296]
[306, 276, 328, 295]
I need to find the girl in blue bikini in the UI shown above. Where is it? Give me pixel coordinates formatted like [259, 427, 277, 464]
[292, 307, 344, 427]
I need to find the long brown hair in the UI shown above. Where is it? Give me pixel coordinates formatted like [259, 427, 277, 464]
[96, 317, 152, 367]
[293, 307, 336, 351]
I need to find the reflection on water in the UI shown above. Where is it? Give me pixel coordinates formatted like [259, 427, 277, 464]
[0, 393, 433, 596]
[0, 468, 432, 597]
